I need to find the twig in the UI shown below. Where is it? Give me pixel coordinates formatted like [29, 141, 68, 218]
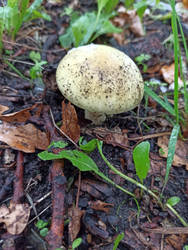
[45, 160, 66, 250]
[12, 151, 24, 204]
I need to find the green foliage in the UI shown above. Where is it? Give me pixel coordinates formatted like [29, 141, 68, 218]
[38, 138, 188, 226]
[35, 219, 49, 237]
[144, 85, 176, 117]
[72, 237, 82, 249]
[29, 51, 47, 79]
[113, 232, 124, 250]
[163, 124, 180, 192]
[59, 0, 121, 48]
[79, 137, 97, 153]
[0, 0, 51, 43]
[135, 53, 151, 72]
[133, 0, 148, 20]
[133, 141, 150, 184]
[167, 196, 180, 207]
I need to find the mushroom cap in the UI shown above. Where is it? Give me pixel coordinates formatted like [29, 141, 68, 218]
[56, 44, 144, 115]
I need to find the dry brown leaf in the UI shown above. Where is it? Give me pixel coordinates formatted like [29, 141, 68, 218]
[0, 105, 9, 115]
[75, 179, 112, 199]
[165, 234, 187, 250]
[160, 63, 183, 86]
[157, 136, 188, 169]
[68, 206, 85, 242]
[0, 201, 30, 234]
[90, 127, 129, 149]
[183, 0, 188, 8]
[61, 101, 80, 143]
[0, 103, 42, 123]
[0, 122, 49, 153]
[88, 200, 114, 213]
[127, 10, 145, 36]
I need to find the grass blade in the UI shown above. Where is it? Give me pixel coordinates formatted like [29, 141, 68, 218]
[162, 124, 180, 192]
[170, 0, 179, 123]
[144, 85, 175, 117]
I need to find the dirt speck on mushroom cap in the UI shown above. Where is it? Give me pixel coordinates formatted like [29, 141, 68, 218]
[56, 44, 144, 115]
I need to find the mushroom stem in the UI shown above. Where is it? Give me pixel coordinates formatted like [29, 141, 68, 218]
[84, 110, 106, 125]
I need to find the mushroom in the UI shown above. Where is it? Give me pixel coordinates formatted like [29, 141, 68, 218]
[56, 44, 144, 124]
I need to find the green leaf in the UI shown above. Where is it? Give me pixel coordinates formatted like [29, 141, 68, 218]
[124, 0, 134, 9]
[113, 232, 124, 250]
[59, 27, 74, 49]
[103, 0, 118, 14]
[92, 17, 122, 41]
[144, 85, 176, 117]
[48, 141, 68, 149]
[164, 124, 180, 189]
[29, 10, 51, 21]
[35, 219, 48, 229]
[24, 0, 43, 21]
[79, 137, 97, 153]
[71, 12, 96, 47]
[134, 0, 147, 19]
[29, 51, 41, 62]
[167, 196, 180, 207]
[97, 0, 109, 13]
[72, 237, 82, 249]
[133, 141, 150, 183]
[38, 149, 99, 172]
[40, 228, 48, 237]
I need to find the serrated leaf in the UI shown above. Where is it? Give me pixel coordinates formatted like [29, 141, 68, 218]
[97, 0, 109, 13]
[92, 16, 122, 41]
[71, 12, 96, 47]
[133, 141, 150, 183]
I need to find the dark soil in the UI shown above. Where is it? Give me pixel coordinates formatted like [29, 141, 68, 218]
[0, 1, 188, 250]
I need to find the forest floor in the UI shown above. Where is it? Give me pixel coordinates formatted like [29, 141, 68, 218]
[0, 0, 188, 249]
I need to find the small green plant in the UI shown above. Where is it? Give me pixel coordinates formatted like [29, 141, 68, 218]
[29, 51, 47, 80]
[135, 53, 151, 72]
[72, 237, 82, 250]
[145, 0, 188, 194]
[59, 0, 121, 48]
[113, 232, 124, 250]
[0, 0, 51, 53]
[35, 219, 49, 237]
[38, 138, 188, 227]
[133, 141, 150, 195]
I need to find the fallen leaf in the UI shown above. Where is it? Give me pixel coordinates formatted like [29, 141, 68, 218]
[75, 179, 113, 199]
[0, 201, 30, 234]
[160, 63, 183, 87]
[68, 206, 85, 242]
[0, 105, 9, 115]
[123, 229, 160, 249]
[117, 6, 145, 36]
[0, 122, 49, 153]
[0, 103, 43, 123]
[88, 200, 114, 213]
[127, 10, 145, 36]
[83, 214, 109, 239]
[61, 101, 80, 143]
[183, 0, 188, 8]
[157, 136, 188, 169]
[165, 234, 187, 250]
[87, 127, 129, 149]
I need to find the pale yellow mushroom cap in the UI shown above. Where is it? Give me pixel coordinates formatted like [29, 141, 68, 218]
[56, 44, 144, 124]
